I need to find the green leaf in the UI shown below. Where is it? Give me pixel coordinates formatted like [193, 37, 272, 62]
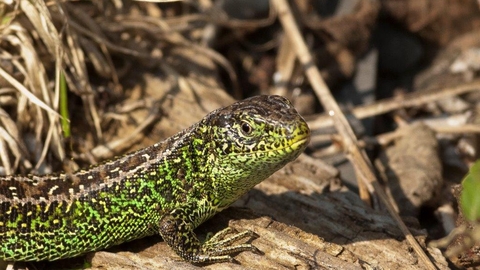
[461, 160, 480, 221]
[59, 71, 71, 138]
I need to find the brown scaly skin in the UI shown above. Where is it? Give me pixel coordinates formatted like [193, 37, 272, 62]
[0, 95, 310, 264]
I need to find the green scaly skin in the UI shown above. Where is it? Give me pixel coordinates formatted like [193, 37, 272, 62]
[0, 95, 310, 264]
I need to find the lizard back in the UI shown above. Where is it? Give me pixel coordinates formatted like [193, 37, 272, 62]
[0, 127, 199, 261]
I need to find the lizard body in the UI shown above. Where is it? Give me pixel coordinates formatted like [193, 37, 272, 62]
[0, 95, 310, 263]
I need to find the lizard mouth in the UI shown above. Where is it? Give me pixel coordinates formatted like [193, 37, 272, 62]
[229, 135, 310, 156]
[290, 136, 310, 150]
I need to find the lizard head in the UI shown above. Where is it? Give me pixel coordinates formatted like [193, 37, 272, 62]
[196, 95, 310, 208]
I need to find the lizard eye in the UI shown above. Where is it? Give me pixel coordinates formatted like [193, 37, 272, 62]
[240, 121, 253, 135]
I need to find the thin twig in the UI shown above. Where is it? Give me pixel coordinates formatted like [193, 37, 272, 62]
[272, 0, 438, 269]
[309, 81, 480, 130]
[312, 123, 480, 158]
[272, 0, 372, 202]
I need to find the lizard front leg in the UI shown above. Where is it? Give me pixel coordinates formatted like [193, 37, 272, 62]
[158, 208, 259, 264]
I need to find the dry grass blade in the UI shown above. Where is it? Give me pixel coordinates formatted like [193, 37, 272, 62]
[65, 4, 116, 81]
[0, 1, 71, 173]
[61, 10, 93, 94]
[198, 0, 277, 29]
[133, 0, 183, 2]
[273, 37, 296, 97]
[14, 28, 64, 166]
[0, 57, 59, 118]
[0, 138, 11, 175]
[0, 107, 30, 171]
[61, 8, 103, 139]
[19, 0, 61, 56]
[272, 0, 438, 269]
[119, 15, 242, 97]
[0, 127, 16, 175]
[66, 15, 157, 59]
